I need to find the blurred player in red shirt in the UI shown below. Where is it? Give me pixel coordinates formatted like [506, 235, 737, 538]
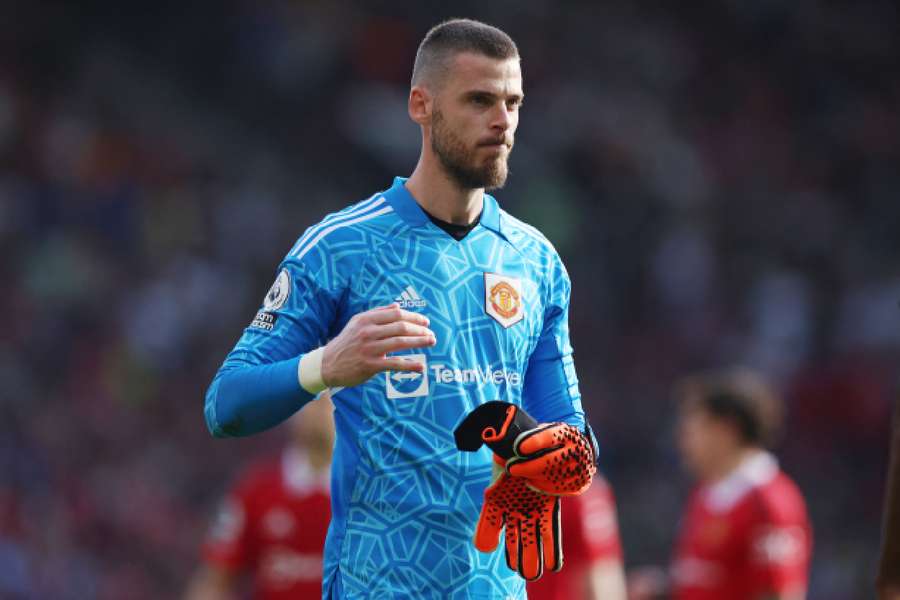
[629, 368, 811, 600]
[186, 393, 334, 600]
[527, 474, 626, 600]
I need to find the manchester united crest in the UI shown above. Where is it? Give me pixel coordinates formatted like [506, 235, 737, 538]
[484, 273, 524, 328]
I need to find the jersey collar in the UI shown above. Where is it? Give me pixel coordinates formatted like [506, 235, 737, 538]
[702, 450, 779, 512]
[384, 176, 502, 236]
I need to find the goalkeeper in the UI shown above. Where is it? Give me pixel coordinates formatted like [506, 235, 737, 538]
[205, 18, 596, 600]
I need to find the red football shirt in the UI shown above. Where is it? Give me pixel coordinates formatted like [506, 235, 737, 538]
[527, 476, 623, 600]
[671, 452, 811, 600]
[202, 448, 331, 600]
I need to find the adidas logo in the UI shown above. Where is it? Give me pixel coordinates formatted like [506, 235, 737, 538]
[395, 285, 427, 309]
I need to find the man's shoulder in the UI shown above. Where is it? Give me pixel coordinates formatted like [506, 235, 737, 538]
[751, 470, 809, 522]
[233, 458, 283, 499]
[497, 206, 560, 258]
[285, 192, 403, 264]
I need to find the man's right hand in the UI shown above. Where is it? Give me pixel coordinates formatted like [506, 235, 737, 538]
[321, 303, 436, 388]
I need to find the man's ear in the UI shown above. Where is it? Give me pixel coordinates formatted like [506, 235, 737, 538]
[408, 85, 432, 126]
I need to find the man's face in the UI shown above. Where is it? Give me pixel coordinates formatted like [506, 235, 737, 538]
[677, 403, 731, 481]
[429, 53, 523, 190]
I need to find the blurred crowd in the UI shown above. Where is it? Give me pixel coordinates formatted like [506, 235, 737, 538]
[1, 1, 898, 598]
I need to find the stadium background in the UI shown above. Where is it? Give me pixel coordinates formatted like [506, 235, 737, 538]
[1, 1, 898, 598]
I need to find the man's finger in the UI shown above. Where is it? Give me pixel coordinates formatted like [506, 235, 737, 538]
[474, 498, 503, 553]
[504, 517, 521, 575]
[373, 336, 436, 355]
[379, 356, 428, 372]
[519, 518, 544, 581]
[544, 497, 563, 572]
[506, 455, 555, 479]
[514, 424, 564, 456]
[371, 303, 400, 311]
[366, 306, 430, 326]
[506, 451, 578, 479]
[372, 321, 435, 340]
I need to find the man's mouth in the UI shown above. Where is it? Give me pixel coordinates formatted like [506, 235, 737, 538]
[479, 139, 511, 150]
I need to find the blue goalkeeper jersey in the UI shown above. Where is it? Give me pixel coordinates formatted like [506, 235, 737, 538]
[206, 177, 586, 599]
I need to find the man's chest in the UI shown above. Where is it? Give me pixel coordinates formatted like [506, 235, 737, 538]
[674, 501, 755, 593]
[250, 491, 331, 551]
[247, 491, 330, 594]
[682, 506, 749, 559]
[346, 233, 546, 357]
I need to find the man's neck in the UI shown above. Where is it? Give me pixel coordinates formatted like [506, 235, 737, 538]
[704, 447, 761, 484]
[406, 159, 484, 225]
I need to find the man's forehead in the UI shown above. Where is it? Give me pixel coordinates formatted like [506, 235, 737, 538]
[446, 52, 522, 94]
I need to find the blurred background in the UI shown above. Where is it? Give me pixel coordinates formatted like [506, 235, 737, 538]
[1, 1, 898, 598]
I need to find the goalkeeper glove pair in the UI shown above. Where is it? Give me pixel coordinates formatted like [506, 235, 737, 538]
[454, 401, 598, 580]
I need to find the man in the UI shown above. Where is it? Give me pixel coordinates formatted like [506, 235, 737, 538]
[526, 475, 626, 600]
[205, 19, 595, 599]
[631, 368, 811, 600]
[186, 394, 334, 600]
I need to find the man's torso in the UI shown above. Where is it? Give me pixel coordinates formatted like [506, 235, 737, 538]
[292, 180, 571, 598]
[204, 456, 331, 600]
[672, 456, 811, 600]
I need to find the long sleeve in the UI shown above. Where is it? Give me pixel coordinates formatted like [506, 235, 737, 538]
[521, 253, 586, 429]
[205, 257, 340, 437]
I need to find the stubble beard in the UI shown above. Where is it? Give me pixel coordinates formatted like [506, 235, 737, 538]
[430, 109, 510, 191]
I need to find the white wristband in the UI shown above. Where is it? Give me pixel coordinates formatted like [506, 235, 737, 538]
[298, 347, 327, 395]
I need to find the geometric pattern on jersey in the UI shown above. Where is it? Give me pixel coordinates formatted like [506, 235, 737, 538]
[222, 178, 585, 599]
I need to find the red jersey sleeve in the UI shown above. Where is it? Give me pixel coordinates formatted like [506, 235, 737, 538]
[201, 478, 255, 571]
[745, 479, 811, 596]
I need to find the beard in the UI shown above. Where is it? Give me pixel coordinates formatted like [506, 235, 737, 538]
[430, 108, 511, 191]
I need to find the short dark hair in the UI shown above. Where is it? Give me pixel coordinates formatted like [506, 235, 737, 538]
[411, 18, 519, 88]
[676, 367, 784, 447]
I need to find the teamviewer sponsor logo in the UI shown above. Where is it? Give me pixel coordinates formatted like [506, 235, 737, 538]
[429, 364, 522, 387]
[395, 285, 427, 309]
[385, 354, 429, 398]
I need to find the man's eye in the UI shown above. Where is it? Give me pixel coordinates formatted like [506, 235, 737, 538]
[472, 96, 491, 106]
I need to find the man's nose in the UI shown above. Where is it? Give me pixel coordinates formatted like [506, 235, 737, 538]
[490, 103, 513, 132]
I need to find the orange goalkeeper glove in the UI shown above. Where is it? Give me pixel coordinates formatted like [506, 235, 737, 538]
[506, 421, 597, 496]
[454, 401, 599, 580]
[474, 460, 562, 581]
[455, 401, 598, 496]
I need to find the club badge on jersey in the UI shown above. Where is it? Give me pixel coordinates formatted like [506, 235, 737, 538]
[484, 273, 524, 328]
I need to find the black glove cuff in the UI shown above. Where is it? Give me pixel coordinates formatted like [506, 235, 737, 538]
[454, 401, 538, 460]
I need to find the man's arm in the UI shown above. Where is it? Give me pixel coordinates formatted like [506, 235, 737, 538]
[579, 481, 627, 600]
[585, 560, 627, 600]
[878, 398, 900, 598]
[746, 506, 810, 600]
[625, 566, 668, 600]
[521, 254, 584, 427]
[205, 254, 435, 437]
[183, 565, 238, 600]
